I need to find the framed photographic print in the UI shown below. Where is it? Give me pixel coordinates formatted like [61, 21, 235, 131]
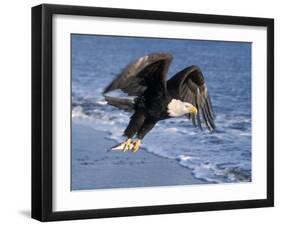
[31, 4, 274, 221]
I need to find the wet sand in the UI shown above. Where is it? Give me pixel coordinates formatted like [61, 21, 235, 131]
[72, 121, 206, 190]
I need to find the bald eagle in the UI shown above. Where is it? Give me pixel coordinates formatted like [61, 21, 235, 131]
[103, 53, 215, 152]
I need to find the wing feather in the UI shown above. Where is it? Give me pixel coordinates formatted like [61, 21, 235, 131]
[103, 53, 173, 97]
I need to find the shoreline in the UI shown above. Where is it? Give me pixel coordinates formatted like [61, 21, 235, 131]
[72, 120, 207, 190]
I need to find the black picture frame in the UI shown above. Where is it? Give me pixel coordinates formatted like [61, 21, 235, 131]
[32, 3, 274, 222]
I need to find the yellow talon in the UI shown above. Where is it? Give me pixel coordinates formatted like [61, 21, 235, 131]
[123, 139, 132, 152]
[132, 139, 141, 153]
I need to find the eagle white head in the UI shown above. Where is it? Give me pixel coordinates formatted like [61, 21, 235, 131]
[167, 99, 197, 117]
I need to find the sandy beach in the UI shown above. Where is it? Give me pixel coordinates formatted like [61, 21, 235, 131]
[71, 121, 206, 190]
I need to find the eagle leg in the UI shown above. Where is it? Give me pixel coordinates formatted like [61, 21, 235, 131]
[132, 139, 141, 153]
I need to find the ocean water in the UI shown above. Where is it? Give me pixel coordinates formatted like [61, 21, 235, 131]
[72, 34, 252, 184]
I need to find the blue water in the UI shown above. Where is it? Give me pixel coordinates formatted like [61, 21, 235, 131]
[72, 34, 252, 184]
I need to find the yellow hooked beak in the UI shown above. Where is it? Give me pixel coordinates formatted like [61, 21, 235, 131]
[190, 106, 198, 115]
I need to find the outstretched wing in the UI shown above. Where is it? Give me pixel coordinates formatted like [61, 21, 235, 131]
[103, 53, 173, 97]
[167, 65, 215, 131]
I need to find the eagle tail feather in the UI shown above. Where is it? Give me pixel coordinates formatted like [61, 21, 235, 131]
[104, 96, 135, 112]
